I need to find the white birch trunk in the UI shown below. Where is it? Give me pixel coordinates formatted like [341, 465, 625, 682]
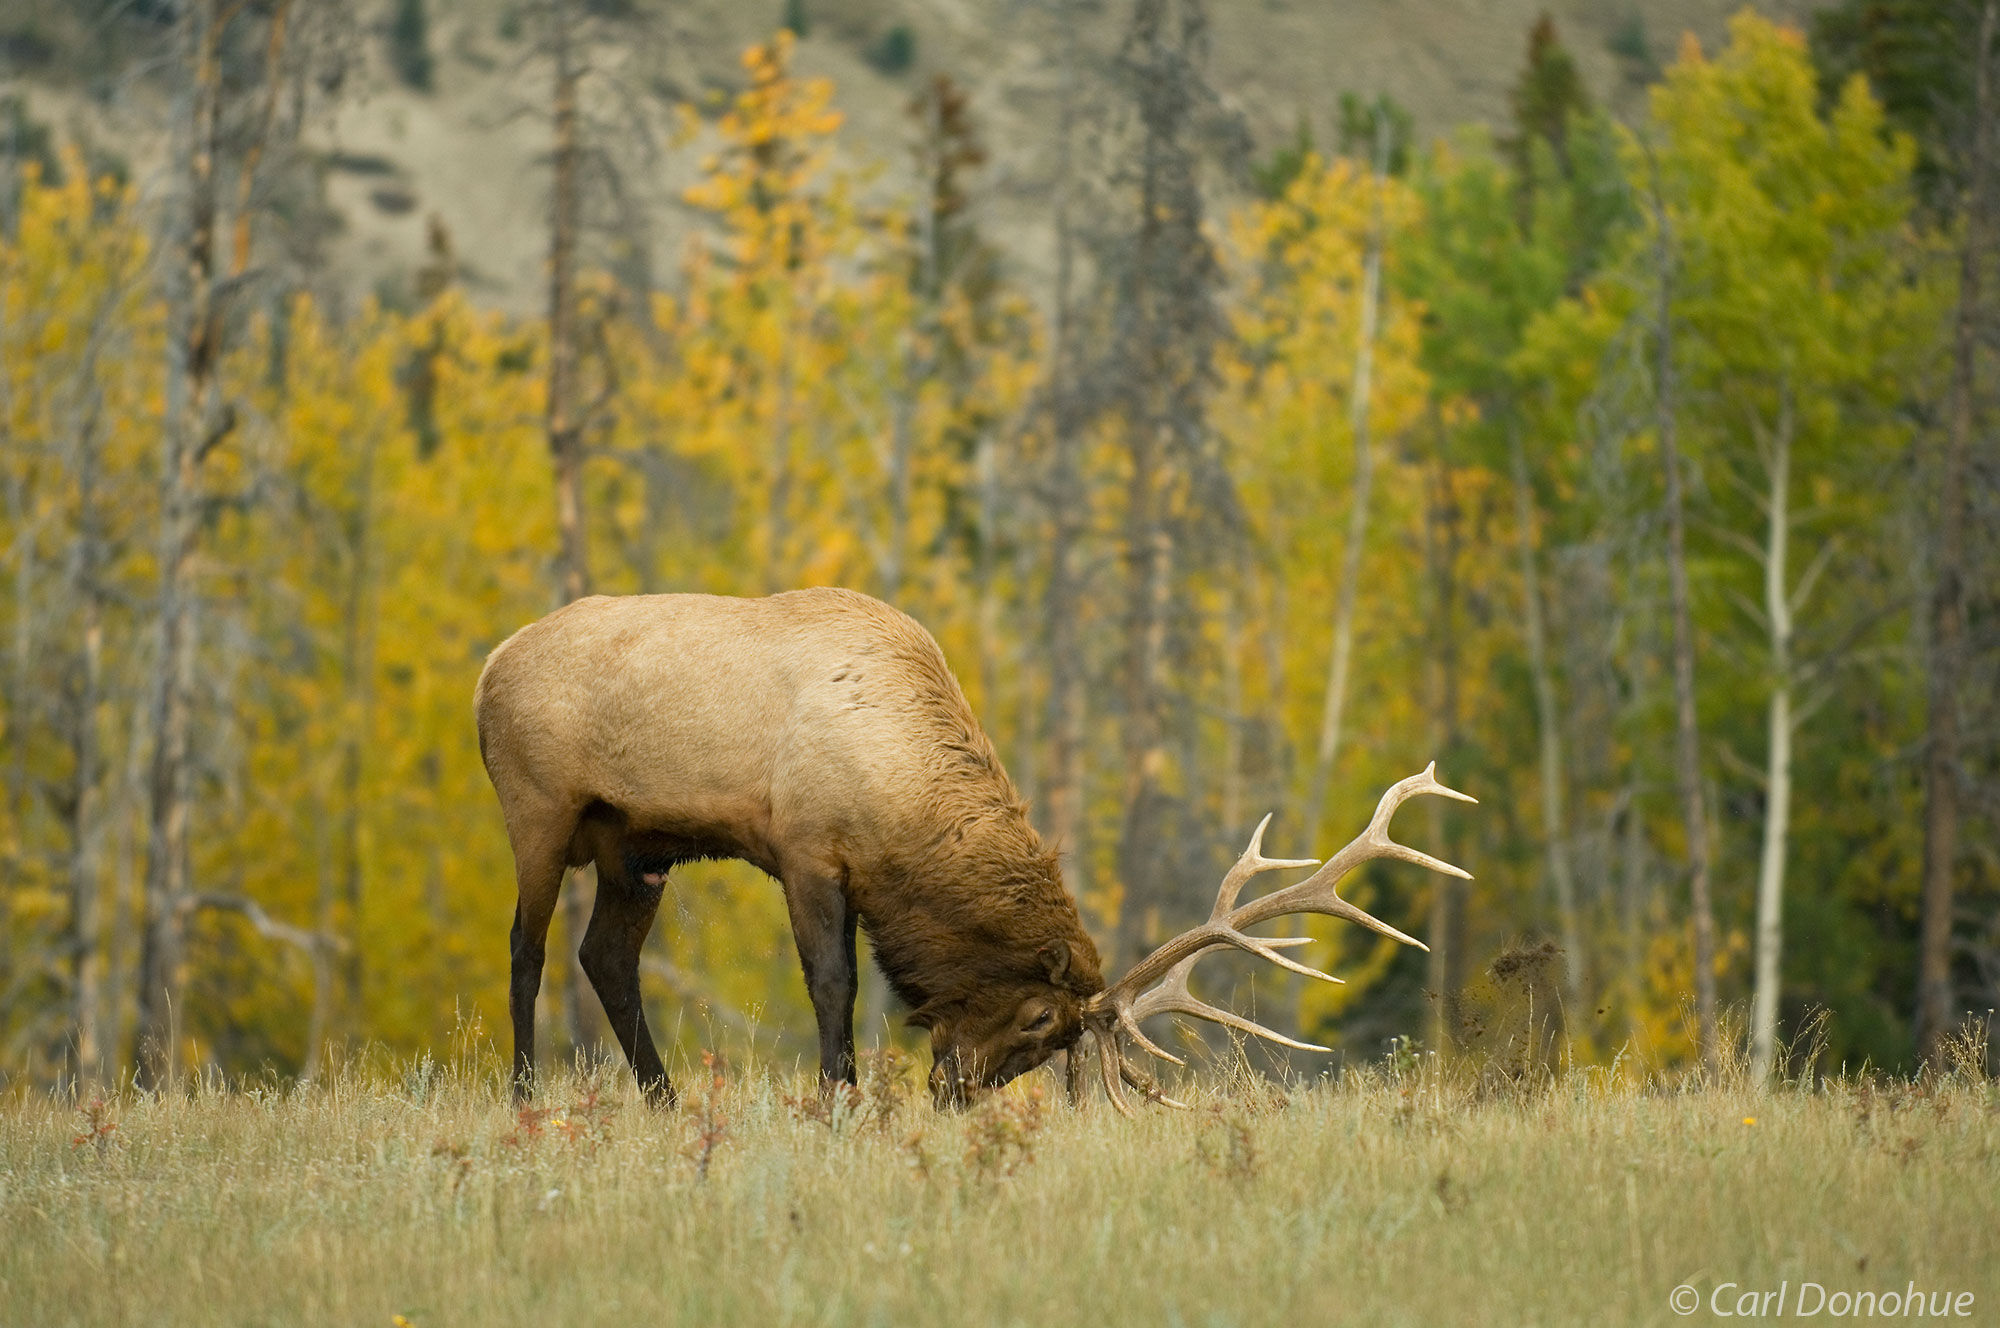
[1750, 406, 1794, 1083]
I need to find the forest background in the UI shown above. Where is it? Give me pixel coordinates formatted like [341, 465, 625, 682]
[0, 0, 1995, 1092]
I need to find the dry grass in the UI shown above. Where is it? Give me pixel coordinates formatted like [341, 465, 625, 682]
[2, 1039, 1996, 1328]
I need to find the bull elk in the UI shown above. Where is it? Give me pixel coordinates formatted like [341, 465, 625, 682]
[475, 587, 1473, 1112]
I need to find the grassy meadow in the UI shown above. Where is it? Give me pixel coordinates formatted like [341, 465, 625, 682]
[2, 1035, 1996, 1328]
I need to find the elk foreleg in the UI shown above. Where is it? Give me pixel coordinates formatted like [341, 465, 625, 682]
[507, 824, 568, 1104]
[783, 871, 859, 1086]
[579, 851, 674, 1107]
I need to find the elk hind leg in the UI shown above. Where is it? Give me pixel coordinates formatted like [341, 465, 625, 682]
[579, 825, 674, 1106]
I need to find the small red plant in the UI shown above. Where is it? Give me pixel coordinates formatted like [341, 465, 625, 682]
[684, 1050, 728, 1180]
[70, 1096, 118, 1155]
[553, 1090, 617, 1152]
[502, 1105, 554, 1148]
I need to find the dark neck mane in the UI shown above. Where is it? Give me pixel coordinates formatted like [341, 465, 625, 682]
[831, 601, 1104, 1011]
[860, 797, 1103, 1013]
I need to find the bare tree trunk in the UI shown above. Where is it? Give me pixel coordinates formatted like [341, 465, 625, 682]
[1011, 519, 1040, 812]
[4, 457, 29, 868]
[1263, 569, 1290, 802]
[1221, 565, 1244, 834]
[137, 1, 227, 1088]
[1115, 453, 1173, 961]
[885, 87, 944, 612]
[881, 313, 917, 609]
[67, 356, 109, 1081]
[1424, 406, 1464, 1053]
[1750, 391, 1795, 1083]
[1618, 784, 1648, 1042]
[1111, 0, 1226, 958]
[107, 685, 151, 1069]
[299, 935, 334, 1085]
[1511, 421, 1583, 1001]
[767, 363, 796, 592]
[1303, 118, 1389, 851]
[548, 7, 588, 611]
[1042, 4, 1086, 882]
[1646, 160, 1719, 1077]
[1, 286, 32, 868]
[1, 184, 36, 1022]
[1045, 507, 1087, 871]
[300, 797, 335, 1085]
[975, 429, 1000, 705]
[229, 1, 291, 278]
[336, 425, 378, 1049]
[881, 401, 914, 605]
[544, 0, 595, 1060]
[0, 104, 19, 240]
[1918, 0, 1996, 1068]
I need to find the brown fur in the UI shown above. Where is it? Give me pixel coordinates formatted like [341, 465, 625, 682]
[475, 587, 1103, 1105]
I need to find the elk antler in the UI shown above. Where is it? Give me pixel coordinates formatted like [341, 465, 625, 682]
[1082, 763, 1475, 1115]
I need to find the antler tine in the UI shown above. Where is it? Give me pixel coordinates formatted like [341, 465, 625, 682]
[1113, 998, 1185, 1065]
[1224, 762, 1477, 949]
[1093, 817, 1324, 1009]
[1210, 812, 1320, 919]
[1228, 933, 1347, 985]
[1090, 1027, 1189, 1116]
[1094, 1027, 1136, 1117]
[1111, 952, 1330, 1067]
[1120, 1056, 1190, 1110]
[1130, 954, 1333, 1054]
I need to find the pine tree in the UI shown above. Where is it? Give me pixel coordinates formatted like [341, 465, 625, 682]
[1102, 0, 1235, 964]
[389, 0, 434, 92]
[1504, 14, 1589, 178]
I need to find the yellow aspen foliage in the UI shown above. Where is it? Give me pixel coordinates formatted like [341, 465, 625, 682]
[664, 30, 866, 592]
[1218, 152, 1438, 1033]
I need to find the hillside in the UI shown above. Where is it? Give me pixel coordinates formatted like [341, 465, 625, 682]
[2, 0, 1829, 314]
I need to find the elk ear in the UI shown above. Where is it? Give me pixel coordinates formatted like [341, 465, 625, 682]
[1038, 940, 1071, 985]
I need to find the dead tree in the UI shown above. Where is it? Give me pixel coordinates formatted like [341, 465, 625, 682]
[135, 0, 334, 1083]
[1038, 0, 1092, 888]
[509, 0, 684, 1062]
[540, 0, 599, 1056]
[64, 300, 120, 1081]
[1102, 0, 1233, 967]
[1918, 0, 1997, 1068]
[136, 0, 236, 1086]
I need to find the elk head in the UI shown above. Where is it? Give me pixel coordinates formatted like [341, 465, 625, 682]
[912, 938, 1094, 1109]
[1079, 764, 1476, 1114]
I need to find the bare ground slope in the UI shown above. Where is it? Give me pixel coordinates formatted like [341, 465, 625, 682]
[3, 0, 1828, 311]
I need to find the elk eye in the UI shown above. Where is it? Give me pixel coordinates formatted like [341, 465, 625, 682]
[1024, 1010, 1053, 1032]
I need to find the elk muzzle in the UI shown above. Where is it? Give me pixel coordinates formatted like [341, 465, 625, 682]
[928, 1049, 975, 1110]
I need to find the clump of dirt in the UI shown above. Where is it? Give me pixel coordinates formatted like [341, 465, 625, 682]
[1490, 938, 1562, 983]
[1441, 938, 1570, 1092]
